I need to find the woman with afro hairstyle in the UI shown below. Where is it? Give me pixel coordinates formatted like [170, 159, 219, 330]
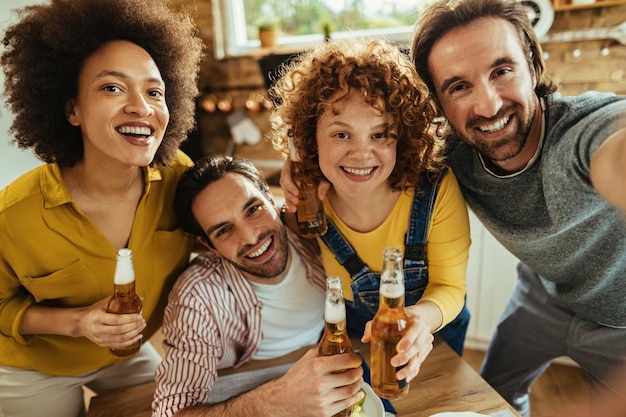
[273, 39, 471, 386]
[0, 0, 203, 415]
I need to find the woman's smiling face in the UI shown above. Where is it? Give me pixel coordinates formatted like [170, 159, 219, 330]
[67, 40, 169, 168]
[316, 90, 398, 200]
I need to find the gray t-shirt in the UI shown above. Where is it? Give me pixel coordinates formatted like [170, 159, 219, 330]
[448, 92, 626, 327]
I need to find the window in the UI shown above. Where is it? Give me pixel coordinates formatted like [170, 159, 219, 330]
[212, 0, 431, 59]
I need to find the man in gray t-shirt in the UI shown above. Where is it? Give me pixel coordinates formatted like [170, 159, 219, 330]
[281, 2, 625, 415]
[411, 0, 626, 416]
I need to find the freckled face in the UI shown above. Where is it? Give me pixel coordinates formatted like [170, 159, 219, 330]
[316, 90, 398, 199]
[428, 18, 539, 171]
[192, 173, 290, 280]
[67, 40, 169, 168]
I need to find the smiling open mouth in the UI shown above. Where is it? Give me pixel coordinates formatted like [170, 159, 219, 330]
[343, 167, 375, 176]
[477, 115, 510, 133]
[117, 126, 153, 138]
[246, 237, 272, 259]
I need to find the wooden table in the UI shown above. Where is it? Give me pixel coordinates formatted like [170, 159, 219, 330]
[354, 338, 520, 416]
[87, 338, 520, 417]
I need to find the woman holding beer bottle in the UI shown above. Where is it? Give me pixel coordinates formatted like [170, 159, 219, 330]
[0, 0, 203, 415]
[272, 38, 471, 389]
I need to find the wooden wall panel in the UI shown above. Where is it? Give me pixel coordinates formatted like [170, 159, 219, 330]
[542, 4, 626, 95]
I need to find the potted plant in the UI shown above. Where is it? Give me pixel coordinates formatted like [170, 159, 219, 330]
[321, 20, 333, 43]
[257, 17, 279, 48]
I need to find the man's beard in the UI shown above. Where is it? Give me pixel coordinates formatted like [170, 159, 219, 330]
[232, 226, 290, 279]
[456, 102, 534, 164]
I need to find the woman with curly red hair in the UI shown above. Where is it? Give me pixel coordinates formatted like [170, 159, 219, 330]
[273, 39, 471, 385]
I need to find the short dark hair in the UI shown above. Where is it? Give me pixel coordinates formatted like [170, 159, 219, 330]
[411, 0, 557, 110]
[174, 156, 271, 245]
[1, 0, 204, 167]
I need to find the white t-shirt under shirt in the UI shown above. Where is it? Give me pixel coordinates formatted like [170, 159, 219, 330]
[250, 244, 325, 359]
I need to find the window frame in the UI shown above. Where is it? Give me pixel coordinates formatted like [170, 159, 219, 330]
[212, 0, 416, 59]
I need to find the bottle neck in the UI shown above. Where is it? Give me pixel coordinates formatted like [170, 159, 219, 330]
[320, 317, 352, 355]
[324, 277, 347, 334]
[379, 290, 405, 309]
[380, 275, 404, 309]
[380, 247, 404, 308]
[113, 281, 136, 295]
[324, 283, 346, 322]
[114, 248, 135, 284]
[324, 315, 348, 332]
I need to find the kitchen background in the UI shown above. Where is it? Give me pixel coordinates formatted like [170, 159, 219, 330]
[1, 0, 625, 350]
[168, 0, 626, 351]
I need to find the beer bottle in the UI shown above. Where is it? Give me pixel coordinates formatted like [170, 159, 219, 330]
[371, 246, 411, 399]
[318, 276, 354, 417]
[106, 248, 142, 358]
[289, 137, 327, 239]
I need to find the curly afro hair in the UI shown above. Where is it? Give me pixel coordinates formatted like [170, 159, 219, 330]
[1, 0, 204, 167]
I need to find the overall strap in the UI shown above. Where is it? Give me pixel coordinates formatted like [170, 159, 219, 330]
[320, 218, 371, 280]
[321, 167, 448, 279]
[404, 167, 449, 268]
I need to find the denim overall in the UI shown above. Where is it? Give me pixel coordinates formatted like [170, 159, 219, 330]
[320, 168, 470, 355]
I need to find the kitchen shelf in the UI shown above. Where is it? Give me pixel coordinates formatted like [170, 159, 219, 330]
[552, 0, 626, 11]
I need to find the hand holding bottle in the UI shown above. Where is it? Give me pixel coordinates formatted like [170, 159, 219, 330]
[280, 158, 331, 214]
[74, 297, 146, 350]
[367, 247, 441, 398]
[244, 348, 364, 417]
[287, 138, 328, 237]
[362, 308, 434, 384]
[319, 276, 356, 417]
[105, 248, 143, 358]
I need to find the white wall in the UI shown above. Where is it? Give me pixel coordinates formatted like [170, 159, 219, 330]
[465, 210, 519, 350]
[0, 0, 45, 189]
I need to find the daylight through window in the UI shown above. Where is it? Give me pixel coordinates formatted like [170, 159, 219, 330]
[213, 0, 431, 58]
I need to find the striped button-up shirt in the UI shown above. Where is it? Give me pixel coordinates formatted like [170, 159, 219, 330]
[153, 228, 326, 416]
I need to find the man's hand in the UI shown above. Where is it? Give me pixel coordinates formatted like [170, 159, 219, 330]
[177, 348, 364, 417]
[263, 348, 364, 416]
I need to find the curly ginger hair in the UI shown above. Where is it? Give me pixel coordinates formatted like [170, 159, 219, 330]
[269, 38, 444, 191]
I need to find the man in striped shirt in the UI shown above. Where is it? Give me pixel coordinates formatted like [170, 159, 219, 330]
[153, 156, 364, 417]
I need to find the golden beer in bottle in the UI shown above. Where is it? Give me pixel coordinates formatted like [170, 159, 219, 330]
[289, 137, 327, 239]
[371, 247, 410, 399]
[106, 248, 142, 358]
[318, 276, 354, 417]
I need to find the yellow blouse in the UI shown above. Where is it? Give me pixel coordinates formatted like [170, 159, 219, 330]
[320, 169, 470, 329]
[0, 151, 194, 375]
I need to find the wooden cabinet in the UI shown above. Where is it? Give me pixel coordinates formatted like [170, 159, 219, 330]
[552, 0, 626, 11]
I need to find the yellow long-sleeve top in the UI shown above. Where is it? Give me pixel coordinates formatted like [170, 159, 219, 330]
[320, 169, 470, 329]
[0, 151, 194, 375]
